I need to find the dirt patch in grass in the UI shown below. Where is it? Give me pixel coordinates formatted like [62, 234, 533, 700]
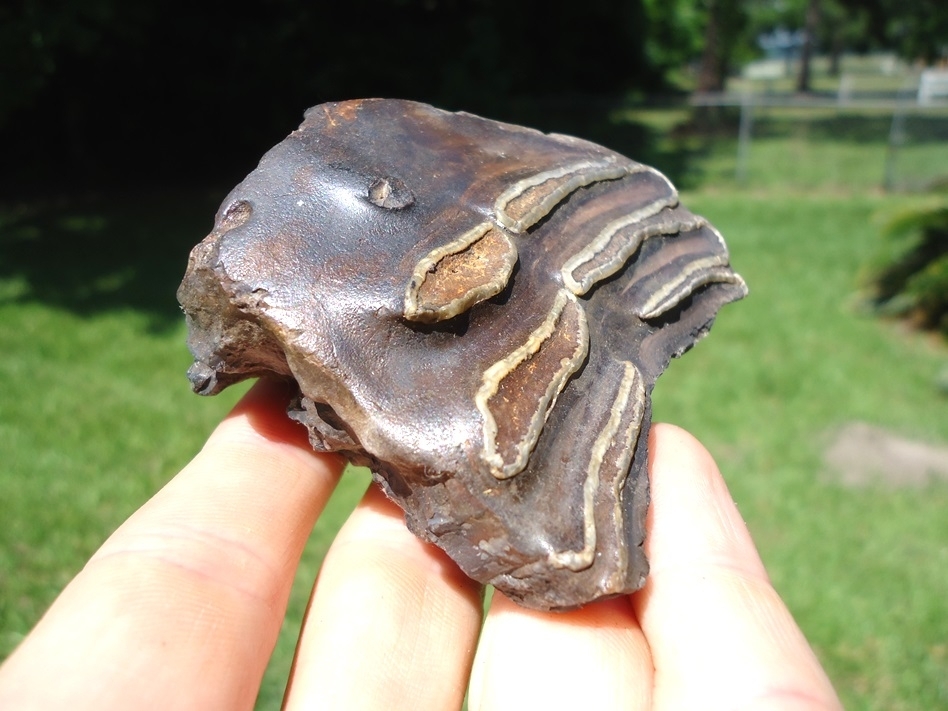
[824, 422, 948, 487]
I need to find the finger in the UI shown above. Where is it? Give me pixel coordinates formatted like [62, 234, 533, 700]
[633, 423, 842, 710]
[283, 484, 484, 711]
[469, 594, 653, 710]
[0, 378, 345, 711]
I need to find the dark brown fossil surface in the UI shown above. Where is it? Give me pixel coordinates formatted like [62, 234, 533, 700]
[177, 99, 746, 610]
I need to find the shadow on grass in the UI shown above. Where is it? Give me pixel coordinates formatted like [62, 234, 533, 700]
[618, 117, 708, 191]
[0, 190, 225, 332]
[744, 112, 948, 145]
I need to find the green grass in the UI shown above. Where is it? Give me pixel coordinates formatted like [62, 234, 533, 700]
[2, 118, 948, 709]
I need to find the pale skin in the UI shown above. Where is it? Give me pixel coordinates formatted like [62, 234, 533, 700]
[0, 379, 843, 710]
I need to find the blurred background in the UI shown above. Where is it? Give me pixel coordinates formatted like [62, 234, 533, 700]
[2, 1, 946, 708]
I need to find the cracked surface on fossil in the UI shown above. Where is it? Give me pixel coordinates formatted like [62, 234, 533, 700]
[177, 99, 747, 610]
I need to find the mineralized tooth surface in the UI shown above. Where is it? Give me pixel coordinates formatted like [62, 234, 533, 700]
[177, 98, 747, 610]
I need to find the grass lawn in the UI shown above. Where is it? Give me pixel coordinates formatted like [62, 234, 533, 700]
[2, 115, 947, 709]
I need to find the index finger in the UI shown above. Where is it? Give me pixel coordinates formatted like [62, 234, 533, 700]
[632, 424, 842, 710]
[0, 378, 345, 711]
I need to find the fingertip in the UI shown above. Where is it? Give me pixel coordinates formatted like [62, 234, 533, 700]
[197, 378, 346, 487]
[646, 423, 722, 501]
[635, 424, 842, 710]
[644, 422, 766, 580]
[219, 377, 321, 453]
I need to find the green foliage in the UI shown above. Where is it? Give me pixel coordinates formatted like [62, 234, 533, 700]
[639, 0, 706, 78]
[878, 0, 948, 63]
[866, 203, 948, 334]
[5, 0, 947, 195]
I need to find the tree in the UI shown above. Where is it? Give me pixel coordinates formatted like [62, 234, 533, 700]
[795, 0, 821, 93]
[839, 0, 948, 64]
[0, 0, 667, 194]
[640, 0, 705, 83]
[694, 0, 748, 92]
[820, 1, 870, 75]
[866, 202, 948, 336]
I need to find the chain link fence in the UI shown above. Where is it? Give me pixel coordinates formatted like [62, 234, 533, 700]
[669, 58, 948, 193]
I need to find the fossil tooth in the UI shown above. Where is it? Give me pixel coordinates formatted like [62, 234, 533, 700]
[177, 99, 747, 610]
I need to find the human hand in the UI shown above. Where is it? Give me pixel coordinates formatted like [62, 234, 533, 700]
[0, 379, 842, 710]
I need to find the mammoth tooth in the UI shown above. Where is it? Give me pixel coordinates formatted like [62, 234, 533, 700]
[546, 360, 645, 572]
[494, 158, 631, 234]
[476, 289, 589, 480]
[404, 222, 518, 323]
[177, 98, 746, 610]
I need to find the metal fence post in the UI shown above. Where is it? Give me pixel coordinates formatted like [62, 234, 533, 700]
[883, 83, 915, 192]
[736, 91, 754, 183]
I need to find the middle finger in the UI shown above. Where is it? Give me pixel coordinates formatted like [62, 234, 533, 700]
[283, 484, 484, 711]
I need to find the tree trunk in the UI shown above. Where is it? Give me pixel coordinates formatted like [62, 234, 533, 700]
[796, 0, 822, 93]
[696, 0, 725, 93]
[828, 32, 843, 76]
